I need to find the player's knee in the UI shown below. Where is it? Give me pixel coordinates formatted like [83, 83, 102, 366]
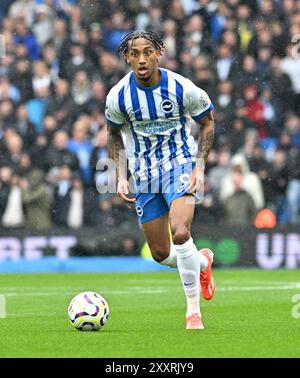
[172, 226, 190, 245]
[150, 246, 169, 263]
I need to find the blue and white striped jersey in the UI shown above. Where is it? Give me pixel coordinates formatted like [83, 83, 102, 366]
[105, 68, 214, 184]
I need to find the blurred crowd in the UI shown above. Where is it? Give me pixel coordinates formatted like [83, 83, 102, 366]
[0, 0, 300, 231]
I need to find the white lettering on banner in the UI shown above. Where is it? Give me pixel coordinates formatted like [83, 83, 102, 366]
[286, 234, 300, 269]
[256, 233, 285, 269]
[0, 238, 21, 261]
[24, 237, 47, 260]
[49, 237, 77, 260]
[256, 233, 300, 269]
[0, 236, 77, 261]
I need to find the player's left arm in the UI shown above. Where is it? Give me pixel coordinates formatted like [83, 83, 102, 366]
[187, 111, 215, 193]
[196, 110, 215, 167]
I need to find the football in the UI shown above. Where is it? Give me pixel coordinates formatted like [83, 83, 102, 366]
[68, 291, 109, 331]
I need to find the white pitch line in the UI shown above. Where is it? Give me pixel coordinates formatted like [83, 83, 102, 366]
[1, 283, 300, 297]
[217, 284, 300, 292]
[1, 281, 300, 291]
[3, 289, 167, 297]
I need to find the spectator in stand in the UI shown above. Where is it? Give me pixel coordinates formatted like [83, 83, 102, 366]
[0, 99, 16, 129]
[46, 78, 75, 127]
[21, 168, 51, 229]
[234, 55, 262, 94]
[243, 84, 266, 139]
[67, 176, 84, 229]
[88, 22, 105, 59]
[44, 130, 80, 174]
[13, 104, 37, 149]
[286, 147, 300, 224]
[247, 143, 273, 206]
[284, 113, 300, 148]
[2, 171, 24, 228]
[52, 17, 71, 64]
[214, 80, 236, 134]
[227, 117, 247, 154]
[220, 153, 265, 210]
[281, 43, 300, 116]
[9, 58, 34, 102]
[223, 167, 257, 227]
[195, 179, 221, 225]
[13, 18, 40, 60]
[67, 120, 93, 185]
[85, 79, 106, 115]
[208, 148, 231, 198]
[97, 51, 124, 91]
[3, 130, 24, 170]
[42, 43, 60, 82]
[51, 165, 73, 227]
[26, 86, 49, 133]
[71, 70, 93, 107]
[41, 115, 58, 144]
[32, 4, 55, 47]
[61, 41, 94, 82]
[0, 75, 21, 103]
[0, 166, 12, 222]
[214, 44, 237, 82]
[269, 148, 289, 224]
[8, 0, 35, 27]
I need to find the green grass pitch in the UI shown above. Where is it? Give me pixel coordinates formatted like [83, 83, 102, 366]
[0, 269, 300, 358]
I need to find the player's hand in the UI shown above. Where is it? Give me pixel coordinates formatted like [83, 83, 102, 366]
[186, 166, 204, 195]
[117, 179, 136, 208]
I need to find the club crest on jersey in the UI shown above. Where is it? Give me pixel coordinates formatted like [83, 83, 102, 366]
[160, 99, 175, 113]
[136, 205, 144, 217]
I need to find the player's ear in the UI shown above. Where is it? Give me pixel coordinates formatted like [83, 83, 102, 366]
[155, 50, 162, 62]
[125, 53, 130, 64]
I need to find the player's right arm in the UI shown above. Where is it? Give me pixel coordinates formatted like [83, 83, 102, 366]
[105, 89, 136, 206]
[107, 126, 135, 205]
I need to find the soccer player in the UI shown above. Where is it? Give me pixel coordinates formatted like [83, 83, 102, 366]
[105, 30, 215, 330]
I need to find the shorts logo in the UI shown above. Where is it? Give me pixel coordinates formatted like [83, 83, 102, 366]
[136, 206, 144, 217]
[160, 99, 175, 113]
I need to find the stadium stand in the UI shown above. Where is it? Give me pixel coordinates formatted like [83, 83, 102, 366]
[0, 0, 300, 230]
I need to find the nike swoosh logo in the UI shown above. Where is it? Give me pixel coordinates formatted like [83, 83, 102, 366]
[184, 282, 194, 286]
[127, 107, 143, 115]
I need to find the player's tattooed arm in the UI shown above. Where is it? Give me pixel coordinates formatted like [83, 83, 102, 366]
[186, 111, 214, 194]
[107, 125, 136, 205]
[196, 111, 215, 169]
[107, 125, 126, 180]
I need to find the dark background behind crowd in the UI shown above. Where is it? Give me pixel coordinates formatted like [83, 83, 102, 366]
[0, 0, 300, 234]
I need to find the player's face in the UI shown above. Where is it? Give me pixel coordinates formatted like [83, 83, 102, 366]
[125, 38, 161, 84]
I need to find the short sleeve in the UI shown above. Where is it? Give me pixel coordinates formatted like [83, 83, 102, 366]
[105, 90, 126, 129]
[184, 80, 214, 122]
